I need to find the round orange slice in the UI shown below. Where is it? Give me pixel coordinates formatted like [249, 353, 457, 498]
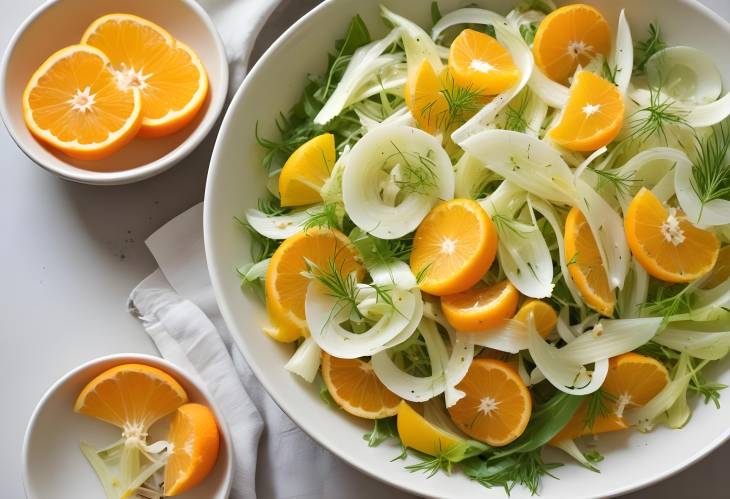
[321, 353, 401, 419]
[533, 4, 611, 84]
[74, 363, 188, 431]
[81, 13, 208, 138]
[702, 245, 730, 289]
[278, 133, 335, 207]
[164, 403, 220, 496]
[22, 45, 142, 160]
[448, 358, 532, 446]
[549, 71, 624, 151]
[441, 279, 519, 332]
[514, 299, 558, 338]
[551, 352, 668, 443]
[265, 228, 363, 342]
[625, 188, 720, 283]
[410, 199, 498, 296]
[448, 29, 520, 95]
[564, 207, 615, 316]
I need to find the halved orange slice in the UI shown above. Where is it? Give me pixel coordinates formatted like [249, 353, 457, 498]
[564, 207, 615, 316]
[22, 45, 142, 160]
[514, 299, 558, 338]
[533, 4, 611, 84]
[625, 188, 719, 283]
[404, 60, 449, 134]
[410, 199, 498, 296]
[81, 14, 208, 138]
[441, 280, 519, 332]
[549, 71, 624, 151]
[702, 245, 730, 289]
[278, 133, 335, 207]
[448, 29, 520, 95]
[448, 358, 532, 446]
[321, 353, 401, 419]
[164, 403, 220, 496]
[397, 401, 463, 457]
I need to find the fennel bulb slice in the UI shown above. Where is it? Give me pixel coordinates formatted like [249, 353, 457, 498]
[646, 46, 722, 105]
[381, 5, 443, 81]
[284, 337, 322, 382]
[610, 10, 633, 95]
[245, 205, 326, 240]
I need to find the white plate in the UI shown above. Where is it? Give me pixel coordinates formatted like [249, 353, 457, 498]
[204, 1, 730, 497]
[22, 353, 233, 499]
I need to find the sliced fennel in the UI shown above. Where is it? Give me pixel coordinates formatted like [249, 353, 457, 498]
[646, 46, 723, 105]
[381, 5, 443, 81]
[341, 124, 454, 239]
[675, 158, 730, 226]
[528, 64, 569, 109]
[654, 320, 730, 360]
[559, 318, 662, 365]
[245, 204, 327, 240]
[285, 337, 322, 382]
[453, 153, 494, 199]
[610, 10, 633, 95]
[630, 87, 730, 128]
[552, 439, 600, 472]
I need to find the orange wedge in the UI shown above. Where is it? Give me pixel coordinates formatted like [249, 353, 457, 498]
[551, 352, 668, 443]
[74, 363, 188, 430]
[564, 207, 615, 316]
[22, 45, 142, 160]
[404, 61, 449, 134]
[278, 133, 335, 206]
[625, 188, 720, 283]
[533, 4, 611, 84]
[410, 199, 498, 296]
[448, 29, 520, 95]
[702, 245, 730, 289]
[81, 14, 208, 138]
[448, 358, 532, 446]
[265, 228, 363, 342]
[549, 71, 624, 151]
[397, 401, 463, 456]
[164, 403, 220, 496]
[514, 299, 558, 338]
[441, 280, 519, 332]
[321, 353, 401, 419]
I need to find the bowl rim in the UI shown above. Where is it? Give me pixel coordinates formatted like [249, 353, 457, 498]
[0, 0, 229, 186]
[204, 0, 730, 497]
[21, 352, 234, 499]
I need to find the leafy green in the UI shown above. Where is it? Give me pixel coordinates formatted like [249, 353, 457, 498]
[589, 167, 640, 196]
[349, 227, 414, 267]
[235, 216, 280, 263]
[302, 202, 342, 231]
[688, 360, 727, 408]
[690, 120, 730, 214]
[462, 449, 561, 496]
[364, 417, 399, 447]
[634, 22, 666, 74]
[406, 440, 488, 478]
[319, 384, 337, 407]
[519, 23, 537, 45]
[585, 450, 604, 463]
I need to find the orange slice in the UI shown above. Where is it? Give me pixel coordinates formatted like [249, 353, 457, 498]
[278, 133, 335, 207]
[397, 401, 463, 456]
[625, 188, 720, 283]
[514, 299, 558, 338]
[702, 245, 730, 289]
[22, 45, 142, 160]
[265, 228, 363, 342]
[410, 199, 497, 296]
[448, 358, 532, 446]
[321, 353, 401, 419]
[74, 363, 188, 430]
[564, 207, 615, 316]
[441, 280, 519, 332]
[533, 4, 611, 84]
[164, 403, 220, 496]
[448, 29, 520, 95]
[549, 71, 624, 151]
[404, 61, 449, 134]
[551, 352, 668, 443]
[81, 14, 208, 138]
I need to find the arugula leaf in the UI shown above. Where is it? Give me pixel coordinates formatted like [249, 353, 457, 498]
[364, 417, 399, 447]
[319, 385, 336, 407]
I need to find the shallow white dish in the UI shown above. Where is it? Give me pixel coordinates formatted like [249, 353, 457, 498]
[0, 0, 228, 185]
[22, 353, 233, 499]
[204, 1, 730, 497]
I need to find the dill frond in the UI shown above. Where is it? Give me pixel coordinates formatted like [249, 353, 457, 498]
[690, 120, 730, 217]
[588, 167, 640, 196]
[503, 93, 530, 133]
[301, 203, 341, 231]
[642, 283, 692, 327]
[634, 22, 666, 74]
[584, 388, 617, 429]
[385, 142, 439, 196]
[304, 256, 363, 321]
[688, 359, 727, 409]
[462, 450, 562, 496]
[628, 87, 689, 145]
[437, 76, 484, 130]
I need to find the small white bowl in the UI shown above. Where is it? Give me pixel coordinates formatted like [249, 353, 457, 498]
[0, 0, 228, 185]
[22, 353, 233, 499]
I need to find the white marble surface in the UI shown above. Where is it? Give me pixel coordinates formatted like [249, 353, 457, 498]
[1, 1, 729, 497]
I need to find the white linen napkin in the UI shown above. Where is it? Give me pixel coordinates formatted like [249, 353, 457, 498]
[128, 2, 411, 497]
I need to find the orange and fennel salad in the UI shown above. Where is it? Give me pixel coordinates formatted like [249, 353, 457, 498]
[238, 1, 730, 494]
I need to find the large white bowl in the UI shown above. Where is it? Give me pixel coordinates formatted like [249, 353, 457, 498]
[204, 1, 730, 497]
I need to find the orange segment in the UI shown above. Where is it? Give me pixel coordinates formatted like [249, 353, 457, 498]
[441, 280, 519, 332]
[702, 245, 730, 289]
[278, 133, 335, 207]
[404, 61, 449, 134]
[564, 207, 615, 316]
[22, 45, 142, 160]
[74, 363, 188, 430]
[164, 403, 220, 496]
[448, 359, 532, 446]
[514, 299, 558, 338]
[625, 188, 720, 283]
[533, 4, 611, 84]
[397, 401, 463, 456]
[550, 352, 668, 443]
[448, 29, 520, 95]
[265, 228, 363, 342]
[321, 353, 401, 419]
[549, 71, 624, 151]
[410, 199, 498, 296]
[81, 14, 208, 138]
